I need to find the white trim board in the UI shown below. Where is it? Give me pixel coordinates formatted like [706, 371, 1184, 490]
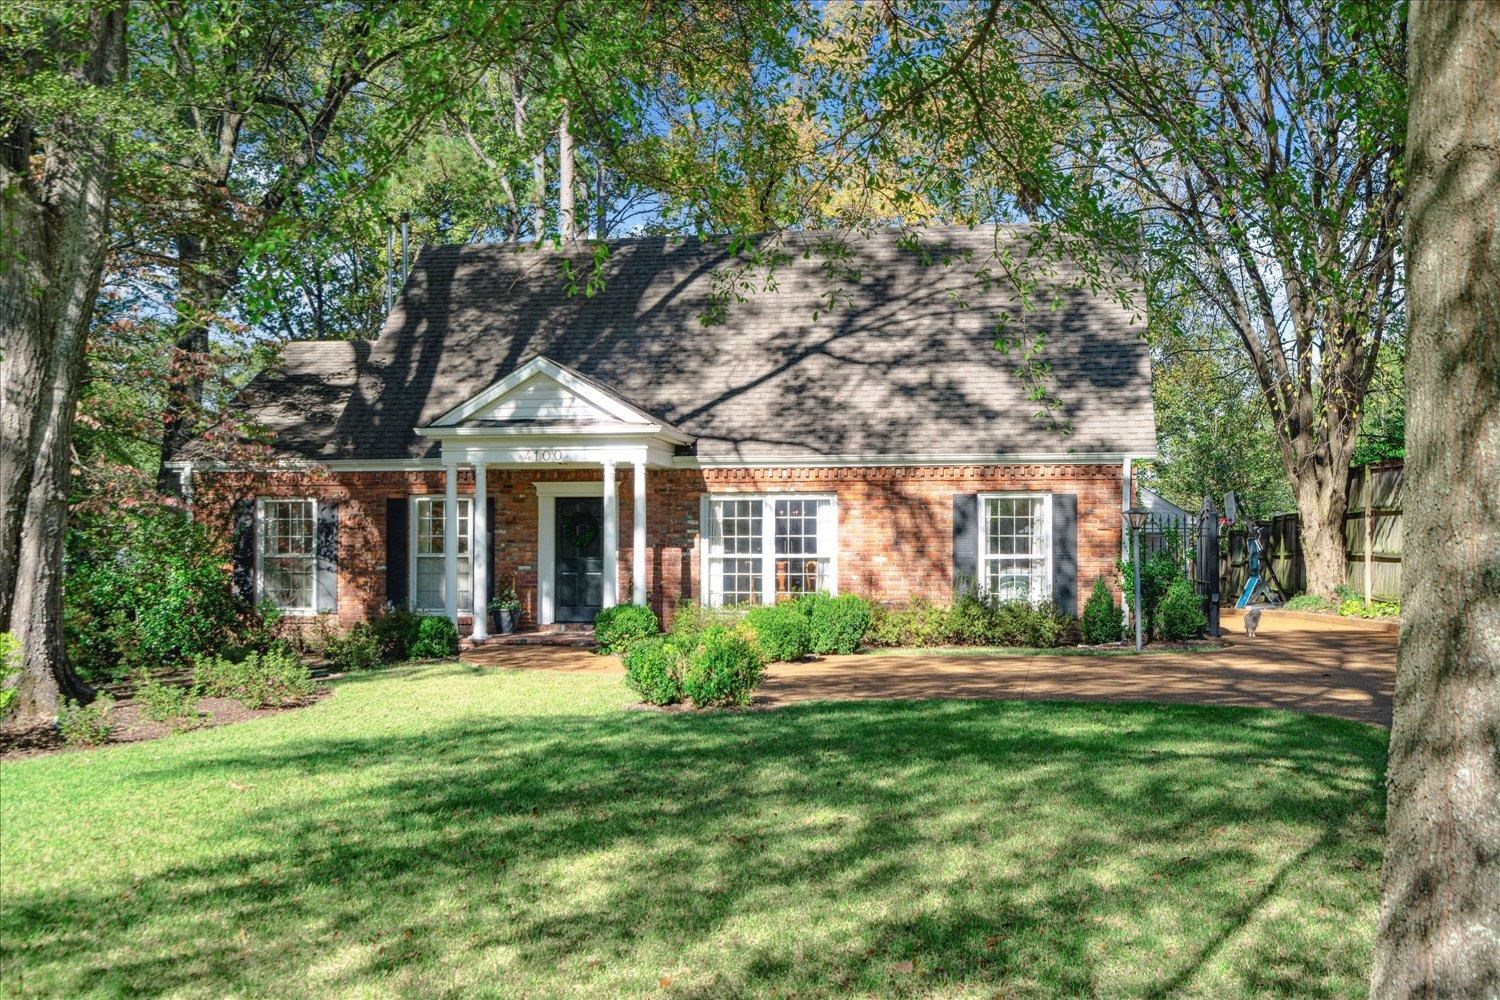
[166, 451, 1156, 474]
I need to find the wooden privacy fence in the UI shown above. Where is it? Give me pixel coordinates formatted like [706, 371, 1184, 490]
[1218, 460, 1403, 602]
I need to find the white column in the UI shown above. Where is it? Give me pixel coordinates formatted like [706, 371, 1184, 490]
[632, 460, 647, 605]
[601, 460, 618, 608]
[444, 462, 459, 626]
[1121, 456, 1133, 562]
[471, 463, 489, 641]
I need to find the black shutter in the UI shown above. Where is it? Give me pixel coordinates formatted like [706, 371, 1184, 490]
[231, 499, 256, 603]
[385, 498, 409, 608]
[952, 494, 978, 599]
[485, 497, 497, 609]
[316, 502, 339, 613]
[1051, 493, 1078, 617]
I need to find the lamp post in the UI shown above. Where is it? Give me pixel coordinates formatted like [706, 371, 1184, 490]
[1124, 507, 1149, 652]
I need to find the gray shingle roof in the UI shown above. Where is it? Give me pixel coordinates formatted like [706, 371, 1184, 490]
[196, 225, 1155, 463]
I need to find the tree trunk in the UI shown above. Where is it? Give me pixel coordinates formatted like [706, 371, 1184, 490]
[558, 101, 575, 241]
[1372, 1, 1500, 995]
[156, 231, 233, 484]
[0, 3, 127, 720]
[1291, 441, 1353, 599]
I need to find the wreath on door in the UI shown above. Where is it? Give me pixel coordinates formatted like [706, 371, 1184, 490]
[564, 515, 599, 549]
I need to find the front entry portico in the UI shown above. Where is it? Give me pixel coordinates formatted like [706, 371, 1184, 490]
[413, 356, 692, 638]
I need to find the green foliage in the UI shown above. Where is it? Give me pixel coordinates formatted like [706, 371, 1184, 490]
[408, 616, 459, 660]
[1141, 324, 1296, 521]
[1118, 549, 1185, 635]
[192, 648, 314, 710]
[63, 503, 242, 683]
[945, 594, 996, 645]
[1284, 594, 1338, 613]
[1338, 597, 1401, 620]
[134, 674, 202, 730]
[1155, 579, 1208, 642]
[741, 603, 812, 662]
[1080, 578, 1121, 645]
[369, 606, 422, 661]
[991, 600, 1069, 648]
[594, 604, 660, 655]
[325, 623, 382, 672]
[667, 602, 745, 644]
[622, 637, 687, 706]
[681, 626, 765, 708]
[799, 593, 873, 655]
[487, 578, 522, 613]
[868, 598, 950, 648]
[58, 695, 114, 749]
[0, 632, 19, 719]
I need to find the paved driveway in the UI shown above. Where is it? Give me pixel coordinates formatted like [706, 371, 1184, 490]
[463, 612, 1397, 727]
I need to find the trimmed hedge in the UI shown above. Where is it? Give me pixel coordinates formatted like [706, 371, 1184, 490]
[801, 593, 873, 655]
[1155, 578, 1207, 641]
[623, 637, 686, 705]
[595, 603, 660, 654]
[409, 616, 460, 659]
[681, 626, 765, 707]
[1080, 577, 1120, 644]
[742, 603, 812, 662]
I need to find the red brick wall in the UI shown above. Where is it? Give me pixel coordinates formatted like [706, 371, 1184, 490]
[197, 464, 1125, 629]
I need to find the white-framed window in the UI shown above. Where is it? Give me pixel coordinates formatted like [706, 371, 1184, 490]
[257, 498, 318, 613]
[702, 494, 837, 606]
[411, 496, 473, 613]
[979, 493, 1052, 603]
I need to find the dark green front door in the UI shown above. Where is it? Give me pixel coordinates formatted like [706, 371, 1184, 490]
[555, 497, 604, 622]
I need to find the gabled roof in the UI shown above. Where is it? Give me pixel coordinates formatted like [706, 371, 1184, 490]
[188, 225, 1156, 464]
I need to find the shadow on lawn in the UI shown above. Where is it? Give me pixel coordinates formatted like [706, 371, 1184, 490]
[3, 698, 1386, 997]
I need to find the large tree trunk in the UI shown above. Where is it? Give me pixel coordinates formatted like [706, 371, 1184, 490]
[1371, 1, 1500, 995]
[0, 4, 127, 720]
[1290, 442, 1353, 599]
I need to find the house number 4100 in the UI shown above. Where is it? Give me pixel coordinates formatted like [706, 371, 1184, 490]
[520, 448, 565, 462]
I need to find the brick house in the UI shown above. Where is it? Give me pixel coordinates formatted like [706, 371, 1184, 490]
[174, 226, 1155, 638]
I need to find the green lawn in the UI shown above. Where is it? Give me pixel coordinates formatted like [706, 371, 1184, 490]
[1, 663, 1386, 998]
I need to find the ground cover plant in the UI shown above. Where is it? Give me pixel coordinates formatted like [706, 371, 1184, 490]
[1, 663, 1385, 998]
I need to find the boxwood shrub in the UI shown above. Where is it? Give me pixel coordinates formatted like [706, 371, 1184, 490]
[742, 602, 812, 662]
[408, 615, 459, 659]
[682, 626, 765, 707]
[1080, 577, 1120, 644]
[594, 603, 660, 654]
[623, 636, 686, 705]
[1155, 578, 1208, 641]
[800, 593, 873, 655]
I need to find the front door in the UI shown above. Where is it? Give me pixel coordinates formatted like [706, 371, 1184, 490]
[555, 497, 604, 622]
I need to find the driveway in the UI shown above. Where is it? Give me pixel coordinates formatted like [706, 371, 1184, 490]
[463, 612, 1397, 727]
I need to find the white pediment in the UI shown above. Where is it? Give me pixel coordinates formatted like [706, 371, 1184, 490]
[474, 372, 618, 423]
[427, 356, 673, 433]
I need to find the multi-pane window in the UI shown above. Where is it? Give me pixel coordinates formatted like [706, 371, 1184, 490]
[704, 496, 835, 606]
[258, 499, 317, 611]
[774, 498, 830, 598]
[980, 494, 1051, 603]
[412, 497, 472, 612]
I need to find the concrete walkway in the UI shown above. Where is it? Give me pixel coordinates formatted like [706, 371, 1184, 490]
[462, 611, 1397, 727]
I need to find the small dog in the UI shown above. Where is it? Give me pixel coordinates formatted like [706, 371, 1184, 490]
[1243, 607, 1262, 638]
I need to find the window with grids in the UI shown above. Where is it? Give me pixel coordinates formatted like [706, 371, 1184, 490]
[258, 499, 316, 611]
[412, 497, 472, 612]
[980, 494, 1051, 603]
[704, 496, 835, 606]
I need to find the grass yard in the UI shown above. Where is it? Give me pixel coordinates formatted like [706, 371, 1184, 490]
[1, 663, 1386, 998]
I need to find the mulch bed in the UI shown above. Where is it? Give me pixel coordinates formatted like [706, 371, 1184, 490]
[0, 689, 331, 762]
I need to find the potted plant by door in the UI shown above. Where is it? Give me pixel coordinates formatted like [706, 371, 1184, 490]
[488, 581, 522, 635]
